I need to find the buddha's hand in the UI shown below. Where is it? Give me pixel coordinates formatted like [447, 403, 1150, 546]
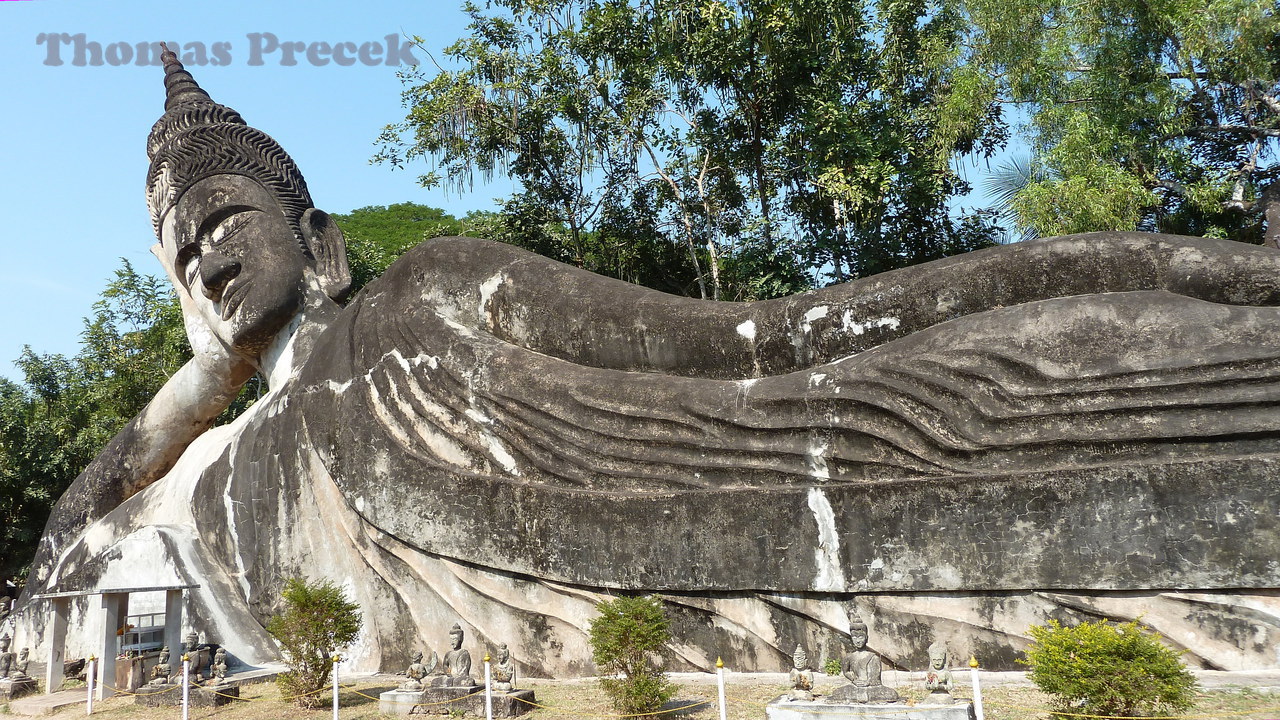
[175, 288, 256, 391]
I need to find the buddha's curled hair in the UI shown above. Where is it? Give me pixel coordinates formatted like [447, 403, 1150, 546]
[146, 44, 313, 253]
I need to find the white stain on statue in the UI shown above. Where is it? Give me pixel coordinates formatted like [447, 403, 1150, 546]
[478, 273, 505, 325]
[809, 372, 828, 388]
[736, 319, 756, 341]
[807, 438, 830, 480]
[806, 487, 846, 592]
[840, 310, 900, 336]
[801, 306, 829, 333]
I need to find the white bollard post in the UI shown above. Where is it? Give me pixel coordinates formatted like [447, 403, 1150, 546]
[182, 655, 191, 720]
[484, 653, 493, 720]
[716, 657, 727, 720]
[332, 654, 341, 720]
[86, 655, 96, 715]
[969, 656, 985, 720]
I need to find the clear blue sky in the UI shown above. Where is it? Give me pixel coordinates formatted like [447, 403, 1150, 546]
[0, 0, 516, 379]
[0, 0, 1012, 381]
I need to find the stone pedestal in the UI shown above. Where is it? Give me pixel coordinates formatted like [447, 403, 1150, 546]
[379, 687, 536, 717]
[133, 683, 240, 708]
[765, 696, 974, 720]
[0, 677, 38, 701]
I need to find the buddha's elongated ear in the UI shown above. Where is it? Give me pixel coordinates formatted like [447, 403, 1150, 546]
[301, 208, 352, 302]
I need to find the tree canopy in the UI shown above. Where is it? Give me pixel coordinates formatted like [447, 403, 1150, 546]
[377, 0, 1007, 300]
[966, 0, 1280, 245]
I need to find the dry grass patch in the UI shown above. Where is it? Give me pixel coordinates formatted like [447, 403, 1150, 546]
[10, 676, 1280, 720]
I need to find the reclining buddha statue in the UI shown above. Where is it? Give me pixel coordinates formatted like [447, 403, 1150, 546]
[20, 46, 1280, 674]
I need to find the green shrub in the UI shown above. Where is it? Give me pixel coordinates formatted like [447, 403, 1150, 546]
[823, 657, 842, 676]
[1023, 618, 1198, 718]
[588, 595, 678, 714]
[266, 577, 362, 708]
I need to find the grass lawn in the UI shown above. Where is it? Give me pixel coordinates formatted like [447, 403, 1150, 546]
[6, 676, 1280, 720]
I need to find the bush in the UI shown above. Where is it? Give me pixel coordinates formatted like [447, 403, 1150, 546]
[266, 577, 362, 708]
[588, 595, 678, 714]
[1023, 619, 1198, 718]
[823, 657, 842, 676]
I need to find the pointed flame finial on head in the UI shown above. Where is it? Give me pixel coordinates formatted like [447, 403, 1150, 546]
[159, 42, 212, 111]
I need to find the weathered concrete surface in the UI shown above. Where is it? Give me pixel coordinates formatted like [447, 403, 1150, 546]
[766, 697, 975, 720]
[379, 687, 534, 717]
[19, 232, 1280, 675]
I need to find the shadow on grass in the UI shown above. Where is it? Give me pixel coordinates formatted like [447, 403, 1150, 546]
[340, 685, 396, 708]
[660, 698, 717, 717]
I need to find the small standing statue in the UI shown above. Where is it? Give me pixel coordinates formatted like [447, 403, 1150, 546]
[491, 644, 516, 692]
[211, 647, 229, 685]
[150, 646, 172, 685]
[184, 633, 208, 681]
[924, 641, 955, 704]
[440, 623, 476, 687]
[826, 611, 900, 705]
[0, 634, 14, 678]
[787, 644, 815, 701]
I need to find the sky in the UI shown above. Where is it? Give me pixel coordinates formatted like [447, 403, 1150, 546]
[0, 0, 1013, 381]
[0, 0, 517, 379]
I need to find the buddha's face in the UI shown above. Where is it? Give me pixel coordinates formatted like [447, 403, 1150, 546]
[0, 638, 9, 653]
[498, 647, 509, 663]
[930, 651, 945, 669]
[156, 174, 308, 360]
[849, 629, 867, 650]
[450, 630, 463, 650]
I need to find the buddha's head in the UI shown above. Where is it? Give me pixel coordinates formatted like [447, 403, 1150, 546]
[0, 635, 9, 653]
[497, 643, 509, 663]
[449, 623, 464, 650]
[792, 644, 808, 670]
[146, 45, 350, 363]
[928, 641, 947, 670]
[847, 612, 868, 650]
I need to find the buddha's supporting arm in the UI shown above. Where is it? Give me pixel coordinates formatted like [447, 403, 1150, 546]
[25, 350, 253, 585]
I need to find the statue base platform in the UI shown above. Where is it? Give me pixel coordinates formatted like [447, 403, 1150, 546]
[765, 696, 974, 720]
[133, 683, 240, 708]
[378, 687, 536, 717]
[0, 677, 38, 701]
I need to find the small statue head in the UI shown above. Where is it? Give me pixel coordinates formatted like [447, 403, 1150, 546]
[847, 612, 868, 650]
[497, 643, 510, 663]
[215, 648, 227, 662]
[17, 648, 28, 662]
[792, 644, 808, 670]
[146, 46, 351, 363]
[0, 635, 10, 652]
[928, 641, 947, 670]
[159, 646, 170, 664]
[184, 632, 199, 651]
[410, 650, 423, 664]
[449, 623, 464, 650]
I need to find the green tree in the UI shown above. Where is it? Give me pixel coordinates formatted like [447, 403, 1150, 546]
[1023, 619, 1198, 718]
[0, 260, 265, 582]
[266, 577, 362, 708]
[330, 202, 467, 294]
[0, 262, 191, 581]
[965, 0, 1280, 244]
[588, 595, 678, 714]
[379, 0, 1003, 300]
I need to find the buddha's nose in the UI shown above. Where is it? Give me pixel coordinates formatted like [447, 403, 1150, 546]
[200, 251, 241, 302]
